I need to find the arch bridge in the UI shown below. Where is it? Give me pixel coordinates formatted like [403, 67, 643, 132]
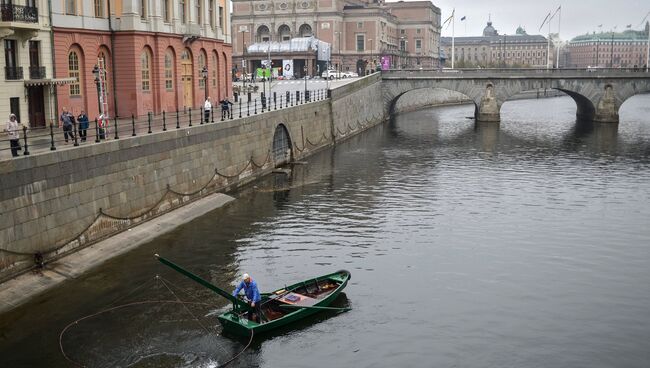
[382, 69, 650, 123]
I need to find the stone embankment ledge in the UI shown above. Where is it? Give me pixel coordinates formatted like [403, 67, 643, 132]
[0, 74, 386, 312]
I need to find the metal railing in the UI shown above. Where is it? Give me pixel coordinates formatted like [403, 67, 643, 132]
[0, 4, 38, 23]
[4, 66, 23, 80]
[0, 88, 332, 160]
[29, 66, 46, 79]
[383, 67, 650, 78]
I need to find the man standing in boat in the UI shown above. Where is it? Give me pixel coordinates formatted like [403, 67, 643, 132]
[233, 273, 262, 322]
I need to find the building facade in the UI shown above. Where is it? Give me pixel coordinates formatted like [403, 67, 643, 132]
[1, 0, 60, 128]
[566, 23, 649, 68]
[231, 0, 441, 76]
[441, 22, 551, 68]
[52, 0, 232, 120]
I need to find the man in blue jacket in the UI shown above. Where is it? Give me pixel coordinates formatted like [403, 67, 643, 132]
[232, 273, 262, 322]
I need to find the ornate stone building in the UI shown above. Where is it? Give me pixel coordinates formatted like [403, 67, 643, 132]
[231, 0, 441, 76]
[52, 0, 232, 120]
[566, 23, 649, 68]
[441, 21, 551, 68]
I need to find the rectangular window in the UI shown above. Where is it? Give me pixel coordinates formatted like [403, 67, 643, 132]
[197, 0, 202, 25]
[416, 28, 421, 34]
[163, 0, 170, 22]
[400, 29, 405, 35]
[65, 0, 76, 15]
[180, 0, 186, 23]
[357, 22, 363, 29]
[400, 39, 406, 51]
[209, 0, 214, 29]
[415, 39, 422, 50]
[219, 6, 224, 28]
[94, 0, 104, 17]
[356, 34, 364, 52]
[140, 0, 147, 19]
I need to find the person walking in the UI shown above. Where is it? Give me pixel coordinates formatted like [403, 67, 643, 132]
[77, 110, 89, 142]
[204, 97, 212, 123]
[4, 113, 21, 157]
[60, 107, 76, 143]
[220, 98, 234, 119]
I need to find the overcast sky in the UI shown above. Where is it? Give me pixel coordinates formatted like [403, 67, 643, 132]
[432, 0, 649, 40]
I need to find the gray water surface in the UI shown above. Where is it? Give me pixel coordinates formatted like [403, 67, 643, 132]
[1, 95, 650, 368]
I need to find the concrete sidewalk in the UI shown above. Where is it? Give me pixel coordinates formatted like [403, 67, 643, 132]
[0, 192, 235, 314]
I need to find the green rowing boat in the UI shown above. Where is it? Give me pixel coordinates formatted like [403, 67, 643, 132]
[155, 254, 351, 337]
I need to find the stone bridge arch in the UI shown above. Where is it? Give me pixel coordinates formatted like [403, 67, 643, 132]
[381, 71, 650, 124]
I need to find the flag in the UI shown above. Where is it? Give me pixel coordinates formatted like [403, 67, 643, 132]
[539, 12, 551, 31]
[598, 24, 602, 27]
[442, 9, 454, 29]
[626, 24, 632, 28]
[460, 16, 466, 21]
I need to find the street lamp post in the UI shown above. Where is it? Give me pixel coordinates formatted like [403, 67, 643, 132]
[92, 65, 102, 115]
[303, 65, 308, 102]
[201, 66, 208, 103]
[241, 29, 246, 91]
[336, 31, 342, 79]
[368, 38, 373, 74]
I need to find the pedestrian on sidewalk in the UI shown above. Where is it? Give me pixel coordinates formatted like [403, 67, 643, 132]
[4, 113, 22, 157]
[204, 97, 212, 123]
[60, 107, 76, 143]
[220, 98, 234, 119]
[77, 110, 89, 142]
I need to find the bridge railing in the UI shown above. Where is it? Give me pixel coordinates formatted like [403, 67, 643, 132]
[382, 68, 650, 77]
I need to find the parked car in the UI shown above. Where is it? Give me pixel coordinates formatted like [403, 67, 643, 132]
[342, 71, 359, 78]
[321, 69, 340, 79]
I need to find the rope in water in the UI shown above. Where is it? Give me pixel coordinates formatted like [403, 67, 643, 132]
[58, 277, 254, 367]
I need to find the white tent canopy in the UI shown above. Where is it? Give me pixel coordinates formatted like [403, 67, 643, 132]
[247, 36, 331, 60]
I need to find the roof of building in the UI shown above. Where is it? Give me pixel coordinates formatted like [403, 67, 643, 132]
[483, 21, 498, 36]
[441, 34, 547, 46]
[570, 29, 649, 43]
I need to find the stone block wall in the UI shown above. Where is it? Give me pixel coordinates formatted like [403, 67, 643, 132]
[331, 73, 385, 141]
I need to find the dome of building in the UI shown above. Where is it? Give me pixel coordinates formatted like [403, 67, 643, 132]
[516, 25, 527, 35]
[483, 21, 498, 36]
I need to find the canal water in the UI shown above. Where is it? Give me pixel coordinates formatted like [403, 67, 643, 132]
[1, 95, 650, 368]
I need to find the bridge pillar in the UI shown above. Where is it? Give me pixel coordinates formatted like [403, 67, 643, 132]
[475, 84, 500, 122]
[593, 85, 619, 123]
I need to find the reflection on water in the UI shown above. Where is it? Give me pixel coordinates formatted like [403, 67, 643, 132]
[1, 95, 650, 368]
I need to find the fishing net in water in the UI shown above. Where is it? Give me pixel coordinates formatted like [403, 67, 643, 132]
[59, 277, 257, 368]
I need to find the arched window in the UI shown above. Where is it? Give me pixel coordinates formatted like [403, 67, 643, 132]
[298, 24, 312, 37]
[198, 50, 207, 89]
[164, 50, 174, 90]
[141, 49, 151, 91]
[68, 51, 81, 96]
[278, 24, 291, 41]
[257, 25, 270, 42]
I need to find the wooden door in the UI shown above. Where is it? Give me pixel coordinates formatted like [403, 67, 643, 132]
[181, 50, 193, 108]
[27, 86, 45, 128]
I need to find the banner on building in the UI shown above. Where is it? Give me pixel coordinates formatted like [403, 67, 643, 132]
[283, 59, 294, 78]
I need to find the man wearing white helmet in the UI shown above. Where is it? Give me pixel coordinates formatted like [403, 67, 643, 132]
[232, 273, 262, 322]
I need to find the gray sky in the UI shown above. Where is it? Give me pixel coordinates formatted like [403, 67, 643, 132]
[432, 0, 649, 40]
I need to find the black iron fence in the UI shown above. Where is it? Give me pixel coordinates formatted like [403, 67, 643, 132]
[0, 4, 38, 23]
[0, 88, 332, 159]
[4, 66, 23, 80]
[29, 66, 46, 79]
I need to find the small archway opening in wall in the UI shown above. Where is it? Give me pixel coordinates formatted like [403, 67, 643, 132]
[272, 124, 293, 166]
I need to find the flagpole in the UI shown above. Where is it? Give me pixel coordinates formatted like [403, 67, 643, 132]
[451, 10, 455, 69]
[556, 6, 561, 68]
[547, 18, 551, 69]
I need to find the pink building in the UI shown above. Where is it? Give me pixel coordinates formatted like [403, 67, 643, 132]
[52, 0, 232, 120]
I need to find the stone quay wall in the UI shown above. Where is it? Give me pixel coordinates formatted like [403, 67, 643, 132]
[0, 75, 387, 281]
